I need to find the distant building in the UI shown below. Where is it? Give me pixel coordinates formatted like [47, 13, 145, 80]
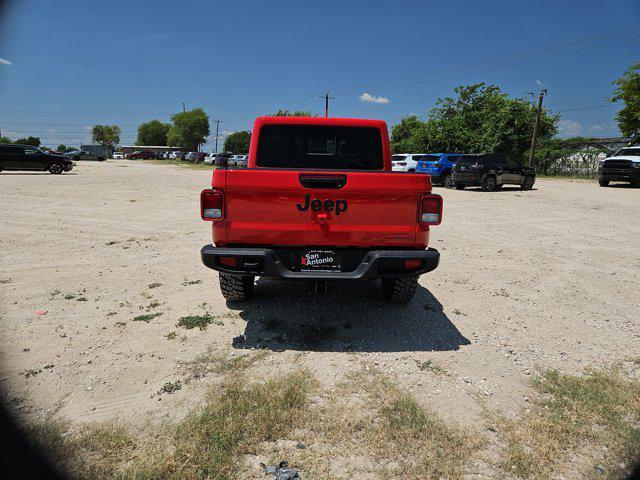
[119, 145, 186, 156]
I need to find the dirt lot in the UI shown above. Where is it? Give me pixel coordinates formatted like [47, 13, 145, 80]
[1, 160, 639, 478]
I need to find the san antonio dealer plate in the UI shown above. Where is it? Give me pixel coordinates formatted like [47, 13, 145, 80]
[300, 249, 342, 272]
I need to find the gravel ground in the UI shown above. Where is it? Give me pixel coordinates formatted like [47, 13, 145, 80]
[1, 160, 639, 427]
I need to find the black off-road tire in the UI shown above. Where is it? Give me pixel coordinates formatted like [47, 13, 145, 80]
[219, 272, 254, 301]
[521, 176, 534, 190]
[381, 276, 418, 303]
[598, 179, 610, 187]
[48, 163, 63, 174]
[454, 183, 465, 190]
[481, 175, 497, 192]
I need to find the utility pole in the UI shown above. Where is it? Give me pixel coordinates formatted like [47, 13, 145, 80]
[182, 102, 186, 113]
[528, 88, 547, 167]
[213, 119, 222, 153]
[319, 91, 334, 117]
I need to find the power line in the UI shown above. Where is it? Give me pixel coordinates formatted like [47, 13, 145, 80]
[330, 26, 640, 95]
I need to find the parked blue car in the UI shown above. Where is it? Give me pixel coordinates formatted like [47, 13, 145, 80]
[416, 153, 465, 187]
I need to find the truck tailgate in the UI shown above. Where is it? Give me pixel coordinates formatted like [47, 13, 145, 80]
[218, 169, 431, 247]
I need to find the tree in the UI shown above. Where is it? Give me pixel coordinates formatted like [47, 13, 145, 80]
[14, 136, 41, 147]
[56, 144, 67, 152]
[390, 115, 426, 153]
[611, 61, 640, 139]
[92, 125, 121, 150]
[166, 108, 210, 149]
[137, 120, 171, 146]
[223, 130, 251, 154]
[390, 83, 558, 159]
[271, 109, 316, 116]
[0, 136, 11, 144]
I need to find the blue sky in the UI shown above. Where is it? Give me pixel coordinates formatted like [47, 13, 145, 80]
[0, 0, 639, 149]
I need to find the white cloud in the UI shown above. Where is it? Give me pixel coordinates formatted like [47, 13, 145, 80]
[46, 128, 57, 133]
[588, 124, 604, 133]
[535, 79, 544, 87]
[558, 119, 582, 136]
[0, 57, 13, 65]
[359, 93, 390, 104]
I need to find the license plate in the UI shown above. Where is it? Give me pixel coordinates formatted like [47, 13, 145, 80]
[300, 249, 341, 272]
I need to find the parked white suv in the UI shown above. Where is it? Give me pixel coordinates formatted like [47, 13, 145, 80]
[112, 152, 124, 159]
[392, 153, 421, 172]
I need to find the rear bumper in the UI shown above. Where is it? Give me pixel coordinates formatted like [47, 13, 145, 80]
[452, 172, 481, 186]
[201, 245, 440, 280]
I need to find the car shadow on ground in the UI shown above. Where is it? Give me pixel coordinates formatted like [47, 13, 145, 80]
[0, 172, 78, 176]
[453, 186, 538, 193]
[228, 279, 470, 353]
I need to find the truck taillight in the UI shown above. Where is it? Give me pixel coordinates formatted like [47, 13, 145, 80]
[420, 194, 442, 225]
[201, 189, 224, 220]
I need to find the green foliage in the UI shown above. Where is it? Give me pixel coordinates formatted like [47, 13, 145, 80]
[56, 144, 67, 151]
[137, 119, 171, 146]
[223, 130, 251, 154]
[611, 61, 640, 138]
[390, 83, 558, 159]
[167, 107, 210, 149]
[271, 109, 316, 116]
[0, 136, 12, 144]
[92, 125, 121, 149]
[390, 115, 427, 153]
[535, 137, 607, 176]
[14, 136, 41, 147]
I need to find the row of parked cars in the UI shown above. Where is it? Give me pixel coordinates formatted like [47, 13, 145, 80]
[392, 152, 536, 191]
[113, 150, 249, 167]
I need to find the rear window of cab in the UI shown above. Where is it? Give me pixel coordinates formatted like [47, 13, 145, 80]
[256, 125, 383, 170]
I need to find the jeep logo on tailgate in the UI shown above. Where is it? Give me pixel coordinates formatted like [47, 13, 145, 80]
[296, 195, 348, 215]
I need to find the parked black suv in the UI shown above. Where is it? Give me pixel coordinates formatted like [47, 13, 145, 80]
[0, 144, 74, 174]
[452, 153, 535, 191]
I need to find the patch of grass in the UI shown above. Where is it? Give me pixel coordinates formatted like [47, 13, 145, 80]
[148, 282, 162, 289]
[106, 311, 117, 317]
[133, 312, 162, 323]
[177, 314, 213, 330]
[416, 359, 446, 375]
[159, 370, 313, 477]
[0, 277, 12, 284]
[63, 293, 75, 300]
[24, 368, 41, 378]
[493, 365, 640, 479]
[35, 370, 313, 479]
[304, 367, 482, 479]
[165, 331, 177, 340]
[27, 420, 134, 479]
[76, 296, 88, 302]
[49, 289, 61, 299]
[181, 278, 203, 286]
[115, 321, 127, 327]
[181, 350, 268, 381]
[159, 380, 182, 395]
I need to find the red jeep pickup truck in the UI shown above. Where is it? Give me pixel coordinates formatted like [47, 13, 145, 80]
[200, 116, 442, 302]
